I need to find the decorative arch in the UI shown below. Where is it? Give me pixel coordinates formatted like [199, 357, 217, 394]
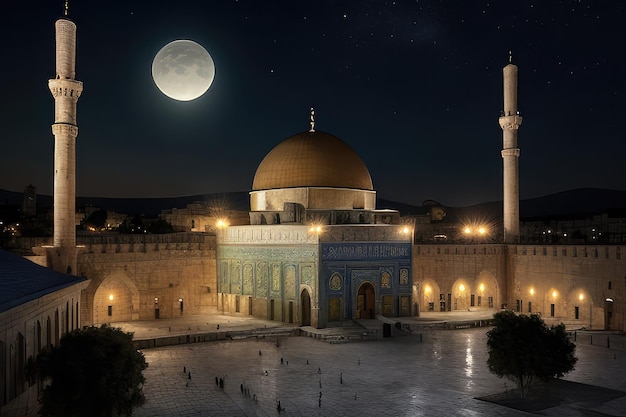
[420, 279, 441, 312]
[568, 287, 592, 325]
[452, 279, 471, 311]
[300, 288, 311, 326]
[474, 270, 499, 310]
[93, 271, 140, 324]
[356, 281, 376, 319]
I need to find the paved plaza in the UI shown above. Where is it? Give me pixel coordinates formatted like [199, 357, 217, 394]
[122, 315, 626, 417]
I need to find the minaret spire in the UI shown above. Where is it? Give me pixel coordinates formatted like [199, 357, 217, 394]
[499, 56, 522, 243]
[48, 8, 83, 273]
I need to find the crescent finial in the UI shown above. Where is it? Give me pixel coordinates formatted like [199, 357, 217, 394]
[64, 1, 69, 16]
[309, 107, 315, 132]
[508, 50, 512, 63]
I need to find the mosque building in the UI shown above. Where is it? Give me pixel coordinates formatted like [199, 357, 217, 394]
[1, 7, 625, 416]
[216, 115, 413, 328]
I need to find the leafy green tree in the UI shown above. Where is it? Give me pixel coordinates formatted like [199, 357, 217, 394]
[29, 325, 147, 417]
[486, 310, 577, 398]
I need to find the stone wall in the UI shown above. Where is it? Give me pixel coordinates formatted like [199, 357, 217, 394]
[75, 233, 217, 325]
[413, 244, 626, 330]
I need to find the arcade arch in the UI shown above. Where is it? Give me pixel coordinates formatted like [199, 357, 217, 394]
[300, 288, 311, 326]
[474, 270, 498, 310]
[421, 280, 440, 312]
[452, 279, 471, 311]
[93, 272, 139, 324]
[568, 287, 591, 325]
[356, 282, 375, 319]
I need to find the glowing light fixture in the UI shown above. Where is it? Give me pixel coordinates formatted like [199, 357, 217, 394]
[216, 219, 229, 229]
[579, 293, 584, 301]
[309, 224, 323, 234]
[552, 290, 557, 298]
[109, 294, 114, 301]
[529, 288, 535, 296]
[459, 284, 465, 291]
[479, 283, 485, 292]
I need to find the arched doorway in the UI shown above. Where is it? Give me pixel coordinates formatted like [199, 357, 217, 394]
[300, 289, 311, 326]
[93, 272, 139, 324]
[421, 280, 441, 312]
[356, 282, 375, 319]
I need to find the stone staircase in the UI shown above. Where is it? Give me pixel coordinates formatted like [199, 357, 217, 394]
[300, 320, 381, 343]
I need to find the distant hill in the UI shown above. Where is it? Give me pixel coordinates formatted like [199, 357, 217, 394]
[0, 190, 250, 217]
[2, 187, 626, 219]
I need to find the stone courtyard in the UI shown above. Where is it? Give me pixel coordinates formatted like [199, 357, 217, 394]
[126, 317, 626, 416]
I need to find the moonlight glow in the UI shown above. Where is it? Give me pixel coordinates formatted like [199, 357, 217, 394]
[151, 40, 215, 101]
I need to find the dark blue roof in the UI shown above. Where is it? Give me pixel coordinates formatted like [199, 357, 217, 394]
[0, 249, 88, 314]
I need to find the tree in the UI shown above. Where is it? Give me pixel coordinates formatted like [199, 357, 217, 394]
[486, 310, 577, 398]
[29, 325, 147, 417]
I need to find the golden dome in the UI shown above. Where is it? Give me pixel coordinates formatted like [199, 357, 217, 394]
[252, 130, 373, 191]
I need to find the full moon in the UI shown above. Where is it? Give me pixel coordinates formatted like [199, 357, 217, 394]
[152, 40, 215, 101]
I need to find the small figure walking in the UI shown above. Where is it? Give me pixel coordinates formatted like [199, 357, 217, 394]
[188, 371, 192, 380]
[354, 393, 358, 400]
[340, 372, 343, 384]
[281, 357, 283, 364]
[276, 400, 282, 412]
[183, 366, 186, 373]
[215, 376, 218, 385]
[217, 324, 220, 330]
[318, 367, 321, 374]
[259, 350, 262, 356]
[240, 383, 244, 394]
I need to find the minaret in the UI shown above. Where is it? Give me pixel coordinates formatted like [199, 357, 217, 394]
[498, 54, 522, 243]
[48, 2, 82, 273]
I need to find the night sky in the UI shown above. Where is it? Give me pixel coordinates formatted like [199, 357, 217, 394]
[2, 1, 624, 207]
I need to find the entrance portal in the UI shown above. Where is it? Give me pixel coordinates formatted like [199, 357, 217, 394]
[356, 282, 375, 319]
[300, 290, 311, 326]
